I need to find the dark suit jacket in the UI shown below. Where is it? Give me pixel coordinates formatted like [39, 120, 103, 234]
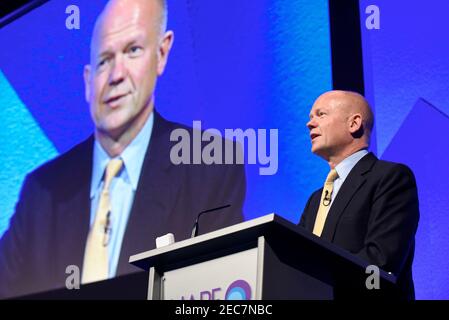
[0, 111, 246, 298]
[299, 153, 419, 299]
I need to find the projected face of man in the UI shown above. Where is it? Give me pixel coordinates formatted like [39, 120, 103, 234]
[84, 0, 173, 156]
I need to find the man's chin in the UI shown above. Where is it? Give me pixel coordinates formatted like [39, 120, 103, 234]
[311, 145, 321, 155]
[96, 123, 127, 141]
[311, 146, 328, 159]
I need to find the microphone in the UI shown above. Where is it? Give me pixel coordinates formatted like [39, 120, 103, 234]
[191, 204, 231, 238]
[323, 190, 332, 207]
[103, 211, 112, 247]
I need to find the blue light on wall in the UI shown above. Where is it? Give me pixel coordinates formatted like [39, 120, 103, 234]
[265, 0, 333, 222]
[0, 71, 57, 237]
[360, 0, 449, 299]
[382, 99, 449, 300]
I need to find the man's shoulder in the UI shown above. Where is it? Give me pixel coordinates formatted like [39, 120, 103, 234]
[369, 155, 416, 180]
[155, 110, 238, 141]
[155, 111, 243, 167]
[27, 136, 93, 187]
[153, 110, 192, 136]
[354, 154, 417, 193]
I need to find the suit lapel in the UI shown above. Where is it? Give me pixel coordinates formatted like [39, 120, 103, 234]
[305, 190, 322, 231]
[54, 137, 93, 278]
[320, 153, 377, 241]
[116, 111, 182, 275]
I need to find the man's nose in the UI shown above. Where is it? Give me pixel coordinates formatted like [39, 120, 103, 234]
[109, 56, 126, 86]
[306, 118, 316, 130]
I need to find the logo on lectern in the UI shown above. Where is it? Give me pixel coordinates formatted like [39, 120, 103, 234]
[225, 280, 252, 300]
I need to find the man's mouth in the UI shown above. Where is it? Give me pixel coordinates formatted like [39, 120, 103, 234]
[104, 93, 129, 106]
[310, 133, 321, 141]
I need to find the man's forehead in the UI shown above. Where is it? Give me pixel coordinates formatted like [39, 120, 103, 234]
[90, 3, 160, 58]
[309, 96, 346, 117]
[311, 98, 332, 111]
[95, 8, 154, 37]
[309, 91, 369, 119]
[321, 91, 366, 110]
[94, 27, 145, 53]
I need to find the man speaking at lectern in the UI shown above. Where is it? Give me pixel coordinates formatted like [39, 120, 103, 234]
[299, 90, 419, 299]
[0, 0, 245, 298]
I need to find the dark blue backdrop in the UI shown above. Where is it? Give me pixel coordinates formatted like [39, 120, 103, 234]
[360, 0, 449, 299]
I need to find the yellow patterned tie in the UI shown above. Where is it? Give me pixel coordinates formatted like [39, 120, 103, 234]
[312, 169, 339, 237]
[82, 159, 123, 284]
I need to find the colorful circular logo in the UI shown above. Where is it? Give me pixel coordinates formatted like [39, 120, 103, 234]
[225, 280, 252, 300]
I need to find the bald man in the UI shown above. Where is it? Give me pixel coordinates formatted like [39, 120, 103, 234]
[299, 90, 419, 299]
[0, 0, 245, 298]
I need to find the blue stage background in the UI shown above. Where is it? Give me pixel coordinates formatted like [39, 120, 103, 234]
[1, 0, 447, 299]
[360, 0, 449, 299]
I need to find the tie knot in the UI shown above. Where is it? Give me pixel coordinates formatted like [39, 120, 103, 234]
[104, 159, 123, 189]
[326, 169, 338, 183]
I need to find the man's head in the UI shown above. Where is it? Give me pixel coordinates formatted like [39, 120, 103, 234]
[306, 90, 374, 165]
[84, 0, 173, 142]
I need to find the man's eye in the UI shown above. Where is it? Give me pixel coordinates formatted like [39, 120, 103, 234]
[128, 46, 143, 56]
[97, 58, 108, 69]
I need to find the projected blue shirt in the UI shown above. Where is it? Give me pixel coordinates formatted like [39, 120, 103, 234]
[89, 112, 154, 278]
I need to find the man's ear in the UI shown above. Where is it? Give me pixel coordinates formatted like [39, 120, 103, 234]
[157, 30, 174, 76]
[348, 113, 363, 133]
[83, 65, 91, 103]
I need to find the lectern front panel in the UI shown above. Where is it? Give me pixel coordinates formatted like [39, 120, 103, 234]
[161, 248, 258, 300]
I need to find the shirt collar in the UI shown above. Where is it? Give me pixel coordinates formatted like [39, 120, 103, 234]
[334, 149, 369, 181]
[90, 112, 154, 197]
